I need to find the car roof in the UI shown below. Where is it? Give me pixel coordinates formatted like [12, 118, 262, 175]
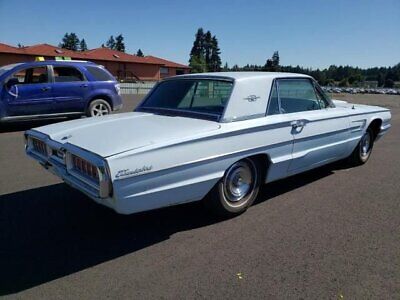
[170, 71, 312, 81]
[14, 60, 96, 67]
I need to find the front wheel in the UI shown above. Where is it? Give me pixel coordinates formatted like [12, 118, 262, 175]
[348, 128, 374, 165]
[205, 158, 261, 217]
[87, 99, 111, 117]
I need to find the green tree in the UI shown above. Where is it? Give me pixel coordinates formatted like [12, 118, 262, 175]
[136, 49, 144, 57]
[222, 62, 229, 71]
[204, 31, 212, 70]
[115, 34, 125, 52]
[190, 28, 205, 59]
[384, 78, 394, 88]
[189, 28, 206, 72]
[189, 55, 207, 73]
[272, 51, 280, 71]
[106, 35, 116, 49]
[209, 36, 222, 72]
[79, 39, 88, 51]
[59, 32, 80, 51]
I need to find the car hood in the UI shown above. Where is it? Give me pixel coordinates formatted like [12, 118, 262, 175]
[35, 112, 221, 157]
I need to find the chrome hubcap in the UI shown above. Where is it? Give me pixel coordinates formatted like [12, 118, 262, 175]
[92, 103, 109, 116]
[223, 161, 255, 203]
[360, 131, 371, 158]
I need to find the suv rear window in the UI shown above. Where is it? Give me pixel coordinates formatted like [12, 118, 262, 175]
[86, 66, 114, 81]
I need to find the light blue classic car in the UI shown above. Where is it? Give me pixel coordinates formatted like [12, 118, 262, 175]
[25, 72, 391, 216]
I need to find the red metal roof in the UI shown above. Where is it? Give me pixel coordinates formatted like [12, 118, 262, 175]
[145, 55, 190, 69]
[0, 42, 189, 68]
[0, 42, 22, 54]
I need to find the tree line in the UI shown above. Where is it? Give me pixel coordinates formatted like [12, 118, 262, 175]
[59, 32, 144, 56]
[223, 51, 400, 88]
[187, 29, 399, 88]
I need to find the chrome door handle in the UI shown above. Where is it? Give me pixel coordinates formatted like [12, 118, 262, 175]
[41, 87, 50, 91]
[291, 120, 305, 129]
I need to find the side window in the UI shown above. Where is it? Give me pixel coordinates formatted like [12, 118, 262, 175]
[53, 66, 84, 82]
[267, 81, 280, 115]
[12, 67, 48, 84]
[315, 87, 330, 109]
[278, 79, 320, 113]
[86, 66, 115, 81]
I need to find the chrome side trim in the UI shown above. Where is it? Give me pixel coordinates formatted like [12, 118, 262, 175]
[1, 112, 82, 122]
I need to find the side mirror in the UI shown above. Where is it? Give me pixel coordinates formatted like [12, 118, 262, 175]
[6, 78, 19, 89]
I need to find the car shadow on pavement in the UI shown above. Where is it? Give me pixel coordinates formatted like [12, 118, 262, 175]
[0, 160, 348, 295]
[0, 118, 75, 133]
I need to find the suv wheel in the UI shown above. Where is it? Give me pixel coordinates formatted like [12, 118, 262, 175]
[87, 99, 111, 117]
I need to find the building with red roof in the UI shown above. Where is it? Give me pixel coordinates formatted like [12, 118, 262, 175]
[0, 42, 190, 81]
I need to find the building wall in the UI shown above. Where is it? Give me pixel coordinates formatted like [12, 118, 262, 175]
[0, 53, 188, 81]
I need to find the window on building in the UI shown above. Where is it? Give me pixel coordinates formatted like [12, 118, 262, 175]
[86, 66, 115, 81]
[53, 66, 84, 82]
[12, 67, 48, 84]
[176, 69, 184, 75]
[160, 67, 169, 75]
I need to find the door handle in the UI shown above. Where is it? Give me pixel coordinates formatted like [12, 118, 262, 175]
[291, 120, 305, 129]
[41, 87, 50, 91]
[80, 84, 88, 88]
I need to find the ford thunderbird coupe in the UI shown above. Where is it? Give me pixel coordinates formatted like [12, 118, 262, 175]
[25, 72, 391, 216]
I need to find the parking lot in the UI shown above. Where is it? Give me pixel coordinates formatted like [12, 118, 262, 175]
[0, 94, 399, 298]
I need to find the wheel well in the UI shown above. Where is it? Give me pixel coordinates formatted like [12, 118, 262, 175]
[246, 154, 271, 182]
[368, 119, 382, 140]
[87, 95, 113, 111]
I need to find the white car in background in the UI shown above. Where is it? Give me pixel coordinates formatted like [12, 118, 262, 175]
[25, 72, 391, 216]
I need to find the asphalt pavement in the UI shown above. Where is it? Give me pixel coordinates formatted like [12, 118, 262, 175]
[0, 94, 399, 299]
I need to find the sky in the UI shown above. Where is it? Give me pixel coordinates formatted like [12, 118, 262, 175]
[0, 0, 399, 69]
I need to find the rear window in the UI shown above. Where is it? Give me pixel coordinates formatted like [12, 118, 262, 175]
[138, 79, 233, 120]
[86, 66, 114, 81]
[53, 66, 84, 82]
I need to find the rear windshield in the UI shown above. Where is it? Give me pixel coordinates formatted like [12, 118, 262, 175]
[137, 79, 233, 121]
[86, 66, 115, 81]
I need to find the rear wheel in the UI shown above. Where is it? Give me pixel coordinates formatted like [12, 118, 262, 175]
[348, 128, 374, 165]
[87, 99, 111, 117]
[206, 158, 261, 217]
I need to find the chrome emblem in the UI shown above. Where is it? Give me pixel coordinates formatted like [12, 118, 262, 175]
[116, 165, 153, 178]
[244, 95, 260, 102]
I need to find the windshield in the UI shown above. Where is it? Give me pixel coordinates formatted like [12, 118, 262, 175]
[136, 79, 233, 121]
[0, 63, 22, 76]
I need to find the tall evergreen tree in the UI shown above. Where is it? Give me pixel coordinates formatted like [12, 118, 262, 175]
[204, 31, 212, 70]
[190, 28, 205, 58]
[272, 51, 280, 70]
[136, 49, 144, 57]
[59, 32, 80, 51]
[209, 36, 222, 72]
[106, 35, 116, 49]
[80, 39, 88, 51]
[115, 34, 125, 52]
